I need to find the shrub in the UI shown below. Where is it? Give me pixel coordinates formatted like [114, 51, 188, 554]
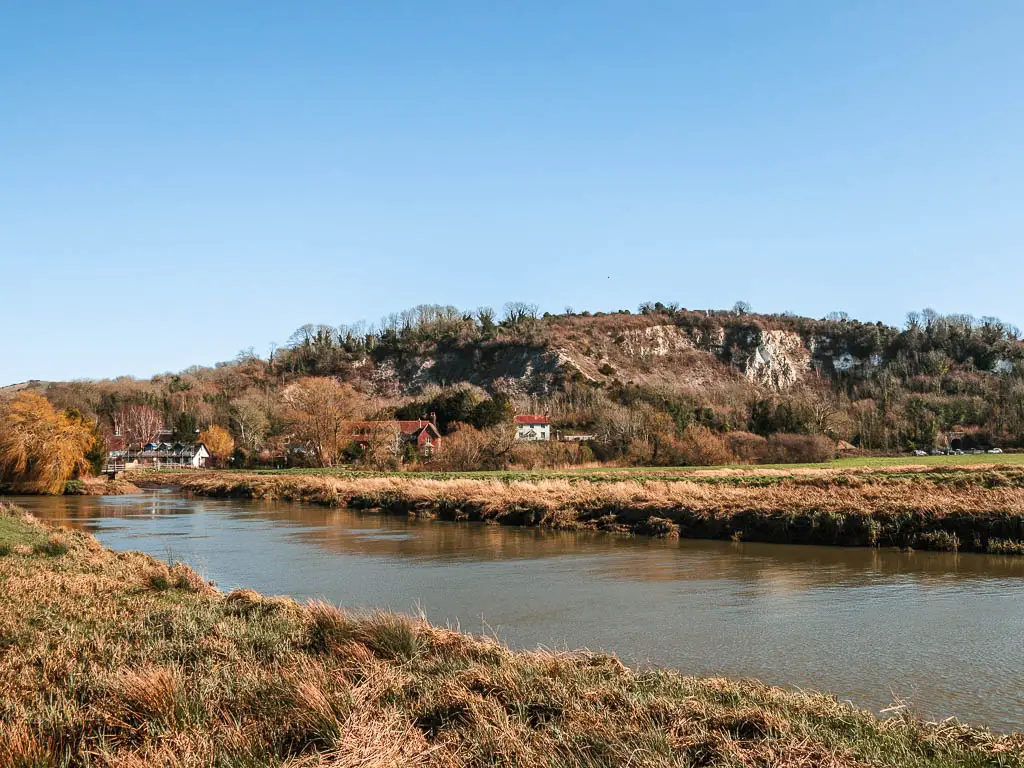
[509, 442, 546, 470]
[917, 530, 960, 552]
[725, 431, 769, 464]
[986, 538, 1024, 555]
[679, 425, 734, 467]
[637, 516, 680, 538]
[429, 424, 514, 472]
[764, 434, 835, 464]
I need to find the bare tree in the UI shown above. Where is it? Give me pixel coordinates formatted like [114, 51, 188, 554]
[231, 393, 269, 452]
[281, 377, 365, 467]
[502, 301, 539, 326]
[475, 306, 497, 337]
[501, 302, 540, 341]
[117, 404, 164, 448]
[364, 422, 403, 470]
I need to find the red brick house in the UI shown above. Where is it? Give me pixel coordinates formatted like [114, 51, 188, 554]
[345, 419, 442, 454]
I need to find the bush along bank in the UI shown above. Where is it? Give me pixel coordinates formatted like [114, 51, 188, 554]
[1, 502, 1021, 767]
[130, 470, 1024, 555]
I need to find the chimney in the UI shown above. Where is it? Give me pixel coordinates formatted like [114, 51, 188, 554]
[430, 411, 437, 427]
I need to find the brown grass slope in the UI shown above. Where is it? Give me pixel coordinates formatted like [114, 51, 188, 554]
[1, 503, 1022, 767]
[134, 469, 1024, 554]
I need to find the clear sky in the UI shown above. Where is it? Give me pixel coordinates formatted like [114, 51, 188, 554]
[2, 1, 1022, 385]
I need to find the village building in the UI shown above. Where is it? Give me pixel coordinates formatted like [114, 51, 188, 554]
[106, 443, 210, 472]
[514, 414, 551, 441]
[345, 420, 442, 454]
[557, 433, 597, 442]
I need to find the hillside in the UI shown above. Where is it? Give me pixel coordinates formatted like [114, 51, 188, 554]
[277, 306, 1023, 401]
[5, 303, 1024, 470]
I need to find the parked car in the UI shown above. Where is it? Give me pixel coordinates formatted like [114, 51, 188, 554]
[913, 450, 928, 456]
[930, 449, 945, 456]
[988, 448, 1004, 454]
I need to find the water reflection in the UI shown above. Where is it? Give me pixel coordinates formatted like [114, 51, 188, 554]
[10, 490, 1024, 732]
[30, 490, 1024, 583]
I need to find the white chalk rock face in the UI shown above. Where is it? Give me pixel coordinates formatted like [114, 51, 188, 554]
[619, 325, 695, 359]
[744, 330, 811, 390]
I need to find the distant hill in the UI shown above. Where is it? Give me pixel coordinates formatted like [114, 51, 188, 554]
[0, 380, 47, 392]
[273, 306, 1023, 396]
[7, 304, 1024, 460]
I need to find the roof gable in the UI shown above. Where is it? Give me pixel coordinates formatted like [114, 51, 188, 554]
[514, 414, 550, 425]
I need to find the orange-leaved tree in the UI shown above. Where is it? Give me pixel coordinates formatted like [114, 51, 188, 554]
[282, 377, 365, 467]
[199, 425, 235, 467]
[0, 392, 97, 493]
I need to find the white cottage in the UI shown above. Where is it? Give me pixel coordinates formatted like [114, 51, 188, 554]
[107, 443, 211, 471]
[514, 414, 551, 441]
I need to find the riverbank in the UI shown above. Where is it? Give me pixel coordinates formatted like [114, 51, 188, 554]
[130, 468, 1024, 554]
[0, 475, 141, 496]
[1, 503, 1020, 767]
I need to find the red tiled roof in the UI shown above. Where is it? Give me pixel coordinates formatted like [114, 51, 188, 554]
[513, 414, 550, 425]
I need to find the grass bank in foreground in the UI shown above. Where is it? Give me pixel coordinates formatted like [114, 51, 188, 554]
[0, 503, 1020, 767]
[131, 468, 1024, 554]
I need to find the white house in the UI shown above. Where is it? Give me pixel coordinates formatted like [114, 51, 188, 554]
[514, 414, 551, 441]
[106, 443, 211, 472]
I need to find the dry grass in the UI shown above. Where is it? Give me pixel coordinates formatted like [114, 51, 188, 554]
[1, 502, 1021, 767]
[134, 469, 1024, 553]
[65, 475, 143, 495]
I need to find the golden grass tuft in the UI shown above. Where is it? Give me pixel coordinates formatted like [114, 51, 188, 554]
[99, 665, 182, 731]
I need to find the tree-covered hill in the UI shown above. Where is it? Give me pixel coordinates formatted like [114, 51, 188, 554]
[5, 302, 1023, 469]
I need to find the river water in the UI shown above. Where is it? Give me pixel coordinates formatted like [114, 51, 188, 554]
[11, 490, 1024, 732]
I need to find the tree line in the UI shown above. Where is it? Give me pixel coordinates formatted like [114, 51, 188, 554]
[2, 301, 1023, 491]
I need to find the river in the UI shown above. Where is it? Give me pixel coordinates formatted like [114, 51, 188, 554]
[11, 490, 1024, 732]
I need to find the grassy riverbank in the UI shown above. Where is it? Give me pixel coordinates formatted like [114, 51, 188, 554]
[196, 452, 1024, 484]
[131, 468, 1024, 554]
[1, 503, 1021, 767]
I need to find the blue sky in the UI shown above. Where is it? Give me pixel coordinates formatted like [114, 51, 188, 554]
[1, 1, 1022, 384]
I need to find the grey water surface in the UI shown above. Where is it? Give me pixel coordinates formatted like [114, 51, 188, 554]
[13, 490, 1024, 732]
